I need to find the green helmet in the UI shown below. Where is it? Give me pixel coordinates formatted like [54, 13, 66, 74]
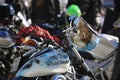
[67, 4, 81, 17]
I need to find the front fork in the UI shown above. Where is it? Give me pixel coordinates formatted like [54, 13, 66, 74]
[71, 46, 97, 80]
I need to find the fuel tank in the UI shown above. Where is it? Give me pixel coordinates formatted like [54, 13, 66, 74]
[16, 48, 71, 77]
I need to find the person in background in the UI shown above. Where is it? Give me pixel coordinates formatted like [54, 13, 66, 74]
[30, 0, 69, 37]
[31, 0, 68, 26]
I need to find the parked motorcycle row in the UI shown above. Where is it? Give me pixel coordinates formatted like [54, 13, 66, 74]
[0, 1, 120, 80]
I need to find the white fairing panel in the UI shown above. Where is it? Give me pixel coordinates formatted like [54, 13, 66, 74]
[16, 49, 71, 77]
[88, 34, 118, 59]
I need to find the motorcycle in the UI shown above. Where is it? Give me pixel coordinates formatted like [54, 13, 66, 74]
[10, 16, 118, 80]
[63, 17, 118, 80]
[10, 18, 95, 80]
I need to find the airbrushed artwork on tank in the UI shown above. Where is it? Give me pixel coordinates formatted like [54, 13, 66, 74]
[16, 48, 71, 77]
[46, 52, 70, 66]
